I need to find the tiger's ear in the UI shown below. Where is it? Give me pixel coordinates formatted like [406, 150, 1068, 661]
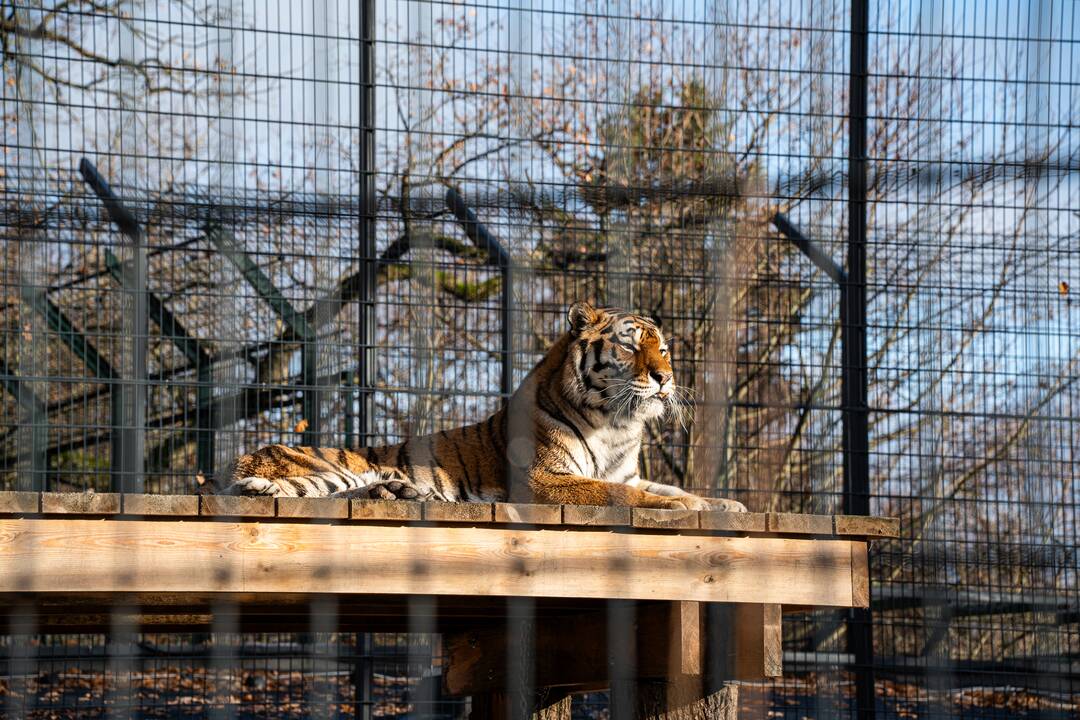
[567, 301, 599, 334]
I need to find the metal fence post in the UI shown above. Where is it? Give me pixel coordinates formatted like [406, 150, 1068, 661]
[356, 0, 378, 712]
[357, 0, 378, 447]
[844, 1, 875, 718]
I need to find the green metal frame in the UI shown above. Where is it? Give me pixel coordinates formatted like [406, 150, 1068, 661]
[206, 222, 321, 446]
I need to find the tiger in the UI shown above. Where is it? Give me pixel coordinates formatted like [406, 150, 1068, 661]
[219, 302, 746, 512]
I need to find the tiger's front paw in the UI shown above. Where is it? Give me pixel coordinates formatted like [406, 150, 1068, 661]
[640, 493, 712, 511]
[705, 497, 748, 512]
[332, 478, 433, 501]
[668, 494, 714, 511]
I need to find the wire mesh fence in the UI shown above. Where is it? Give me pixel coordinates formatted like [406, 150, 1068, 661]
[1, 0, 1077, 717]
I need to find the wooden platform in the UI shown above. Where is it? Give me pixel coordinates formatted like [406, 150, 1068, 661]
[0, 492, 898, 719]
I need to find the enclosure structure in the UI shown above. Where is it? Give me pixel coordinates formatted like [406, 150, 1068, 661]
[0, 491, 898, 718]
[2, 0, 1078, 717]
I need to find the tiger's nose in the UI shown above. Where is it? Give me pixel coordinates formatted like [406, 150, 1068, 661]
[650, 369, 672, 387]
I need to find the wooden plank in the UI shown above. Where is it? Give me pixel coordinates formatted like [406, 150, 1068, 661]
[0, 519, 860, 607]
[699, 511, 767, 533]
[767, 513, 834, 535]
[851, 541, 869, 608]
[561, 504, 630, 527]
[494, 503, 562, 525]
[632, 508, 699, 530]
[351, 499, 422, 521]
[835, 515, 899, 538]
[0, 491, 40, 514]
[276, 497, 348, 520]
[41, 492, 120, 515]
[199, 495, 274, 518]
[423, 502, 493, 523]
[122, 494, 199, 516]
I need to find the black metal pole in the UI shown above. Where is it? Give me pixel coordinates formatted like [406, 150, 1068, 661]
[79, 158, 146, 494]
[444, 187, 513, 400]
[356, 0, 377, 714]
[845, 1, 875, 718]
[357, 0, 377, 449]
[500, 263, 513, 400]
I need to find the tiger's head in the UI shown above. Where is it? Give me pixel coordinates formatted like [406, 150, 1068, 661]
[563, 301, 682, 422]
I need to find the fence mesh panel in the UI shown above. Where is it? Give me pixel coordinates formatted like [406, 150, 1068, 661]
[1, 0, 1077, 717]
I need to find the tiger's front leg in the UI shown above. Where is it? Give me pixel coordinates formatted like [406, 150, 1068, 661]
[529, 470, 702, 510]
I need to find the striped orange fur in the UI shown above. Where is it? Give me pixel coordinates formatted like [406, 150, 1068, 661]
[221, 302, 745, 511]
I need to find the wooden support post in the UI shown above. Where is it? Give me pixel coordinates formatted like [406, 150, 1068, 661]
[732, 604, 783, 680]
[706, 603, 783, 682]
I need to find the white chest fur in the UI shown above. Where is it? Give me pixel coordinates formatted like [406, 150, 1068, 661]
[581, 421, 642, 480]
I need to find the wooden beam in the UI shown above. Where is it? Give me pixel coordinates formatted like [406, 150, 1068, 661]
[767, 512, 834, 535]
[423, 502, 494, 523]
[632, 508, 699, 530]
[699, 511, 767, 532]
[561, 505, 630, 526]
[0, 493, 900, 538]
[494, 503, 562, 525]
[276, 497, 348, 519]
[41, 492, 120, 515]
[351, 499, 422, 521]
[0, 519, 861, 606]
[122, 494, 199, 516]
[835, 514, 900, 538]
[0, 492, 39, 514]
[200, 495, 274, 518]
